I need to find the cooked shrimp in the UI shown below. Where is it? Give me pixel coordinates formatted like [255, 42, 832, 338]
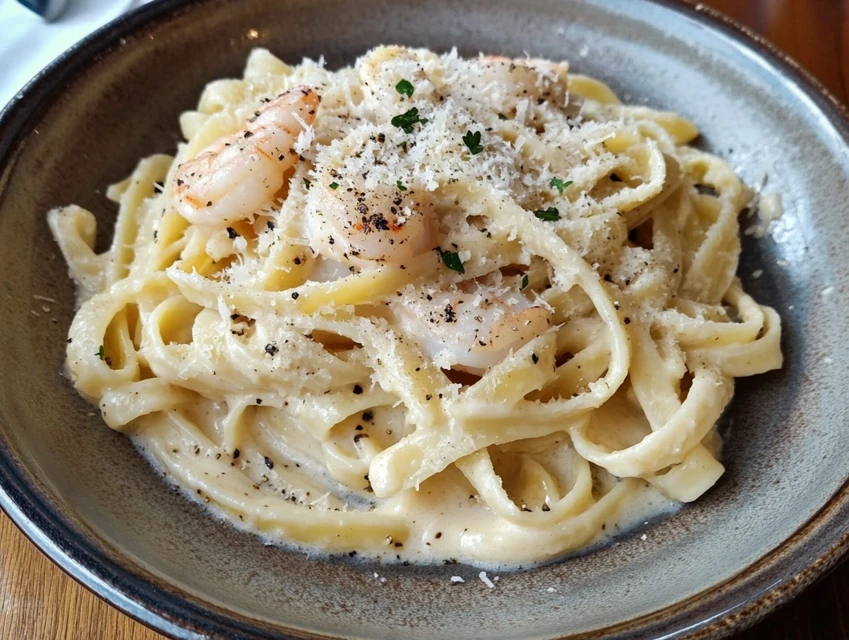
[173, 86, 320, 225]
[467, 55, 568, 109]
[306, 180, 437, 265]
[357, 46, 441, 117]
[481, 55, 569, 83]
[393, 282, 553, 375]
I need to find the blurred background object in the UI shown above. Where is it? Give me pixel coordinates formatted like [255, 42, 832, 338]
[1, 0, 153, 109]
[16, 0, 71, 22]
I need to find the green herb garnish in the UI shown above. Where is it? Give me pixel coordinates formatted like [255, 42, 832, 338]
[439, 249, 465, 274]
[497, 113, 508, 121]
[329, 182, 339, 190]
[303, 178, 312, 190]
[549, 177, 572, 195]
[97, 345, 105, 360]
[396, 180, 407, 191]
[534, 207, 561, 221]
[395, 79, 414, 98]
[462, 130, 484, 155]
[391, 107, 428, 133]
[521, 274, 529, 290]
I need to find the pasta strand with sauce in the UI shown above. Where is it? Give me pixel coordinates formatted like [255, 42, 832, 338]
[49, 46, 781, 566]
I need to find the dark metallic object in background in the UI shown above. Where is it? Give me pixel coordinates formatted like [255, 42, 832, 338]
[16, 0, 70, 22]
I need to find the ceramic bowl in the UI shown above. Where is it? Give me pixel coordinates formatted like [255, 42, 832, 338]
[2, 0, 849, 638]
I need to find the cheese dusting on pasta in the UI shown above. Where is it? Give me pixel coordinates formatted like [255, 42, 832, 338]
[48, 46, 782, 567]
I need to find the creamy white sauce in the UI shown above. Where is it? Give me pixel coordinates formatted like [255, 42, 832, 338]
[50, 45, 782, 569]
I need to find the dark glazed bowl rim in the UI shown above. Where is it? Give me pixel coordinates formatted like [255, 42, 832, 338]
[0, 0, 847, 638]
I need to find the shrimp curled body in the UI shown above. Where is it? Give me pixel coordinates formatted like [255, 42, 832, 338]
[394, 284, 552, 375]
[307, 180, 436, 265]
[173, 86, 320, 225]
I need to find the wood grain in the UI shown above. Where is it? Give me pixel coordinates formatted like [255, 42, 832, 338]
[0, 514, 160, 640]
[2, 0, 848, 638]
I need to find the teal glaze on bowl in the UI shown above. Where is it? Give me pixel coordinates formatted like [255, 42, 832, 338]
[1, 1, 848, 638]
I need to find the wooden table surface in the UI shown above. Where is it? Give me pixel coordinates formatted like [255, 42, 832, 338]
[2, 0, 849, 638]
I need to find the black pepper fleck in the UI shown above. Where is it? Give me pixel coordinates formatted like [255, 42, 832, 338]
[444, 304, 456, 323]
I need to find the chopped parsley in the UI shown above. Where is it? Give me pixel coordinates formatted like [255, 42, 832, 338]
[439, 249, 465, 274]
[549, 177, 572, 195]
[497, 113, 508, 120]
[329, 182, 339, 190]
[534, 207, 561, 221]
[462, 130, 484, 155]
[521, 274, 529, 290]
[391, 107, 428, 133]
[303, 177, 311, 190]
[396, 180, 407, 191]
[97, 345, 105, 360]
[395, 79, 414, 98]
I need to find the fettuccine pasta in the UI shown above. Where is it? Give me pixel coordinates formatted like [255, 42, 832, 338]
[49, 46, 782, 566]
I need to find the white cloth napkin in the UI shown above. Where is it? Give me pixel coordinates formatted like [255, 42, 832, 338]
[1, 0, 155, 109]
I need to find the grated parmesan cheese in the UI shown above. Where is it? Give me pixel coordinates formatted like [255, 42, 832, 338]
[745, 191, 783, 238]
[48, 44, 785, 571]
[479, 571, 495, 588]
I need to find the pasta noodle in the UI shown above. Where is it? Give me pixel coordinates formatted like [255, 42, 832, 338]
[48, 46, 782, 567]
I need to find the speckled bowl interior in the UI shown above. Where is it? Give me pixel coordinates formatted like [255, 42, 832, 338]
[1, 0, 849, 638]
